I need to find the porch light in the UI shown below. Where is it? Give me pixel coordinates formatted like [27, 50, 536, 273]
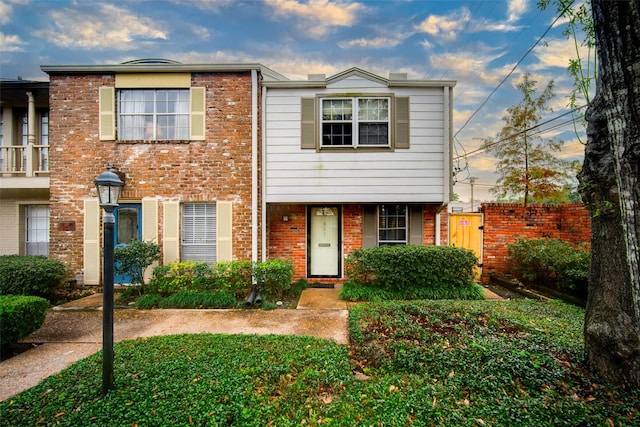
[94, 164, 124, 213]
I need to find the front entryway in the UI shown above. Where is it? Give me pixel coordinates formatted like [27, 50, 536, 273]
[308, 206, 341, 278]
[114, 203, 142, 284]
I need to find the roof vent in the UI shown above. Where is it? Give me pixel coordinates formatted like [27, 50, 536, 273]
[120, 59, 182, 65]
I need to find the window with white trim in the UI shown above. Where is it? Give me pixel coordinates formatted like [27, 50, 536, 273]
[118, 89, 189, 140]
[181, 203, 216, 262]
[26, 205, 49, 256]
[378, 204, 407, 246]
[321, 97, 390, 147]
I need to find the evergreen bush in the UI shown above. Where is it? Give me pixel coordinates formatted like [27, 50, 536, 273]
[0, 295, 50, 346]
[0, 255, 67, 299]
[341, 245, 482, 301]
[507, 238, 589, 298]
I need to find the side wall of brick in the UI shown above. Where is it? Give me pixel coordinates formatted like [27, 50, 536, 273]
[480, 203, 591, 281]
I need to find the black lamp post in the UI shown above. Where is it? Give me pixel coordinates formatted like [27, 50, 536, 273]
[94, 164, 123, 395]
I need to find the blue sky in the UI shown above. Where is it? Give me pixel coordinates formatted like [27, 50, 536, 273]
[0, 0, 588, 204]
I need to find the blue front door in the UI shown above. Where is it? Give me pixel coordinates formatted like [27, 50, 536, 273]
[114, 204, 142, 284]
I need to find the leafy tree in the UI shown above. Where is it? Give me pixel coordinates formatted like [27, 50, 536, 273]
[578, 0, 640, 387]
[481, 74, 574, 205]
[114, 240, 161, 288]
[539, 0, 596, 144]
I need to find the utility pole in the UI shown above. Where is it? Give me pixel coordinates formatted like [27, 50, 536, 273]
[469, 177, 478, 211]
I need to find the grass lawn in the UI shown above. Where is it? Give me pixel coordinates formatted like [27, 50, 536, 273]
[1, 299, 638, 426]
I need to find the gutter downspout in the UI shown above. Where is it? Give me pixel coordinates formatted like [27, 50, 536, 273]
[261, 85, 267, 261]
[251, 70, 258, 263]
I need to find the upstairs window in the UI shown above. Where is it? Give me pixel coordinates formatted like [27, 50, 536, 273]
[118, 89, 190, 140]
[321, 97, 390, 147]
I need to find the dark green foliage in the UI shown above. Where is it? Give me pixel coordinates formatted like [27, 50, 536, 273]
[341, 245, 483, 301]
[2, 301, 638, 426]
[148, 259, 294, 305]
[507, 238, 589, 298]
[0, 255, 67, 299]
[158, 291, 237, 309]
[114, 240, 161, 286]
[254, 259, 294, 300]
[0, 295, 49, 346]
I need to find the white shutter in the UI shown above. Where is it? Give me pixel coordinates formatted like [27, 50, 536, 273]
[190, 87, 206, 140]
[217, 201, 233, 261]
[99, 87, 115, 140]
[163, 201, 180, 264]
[84, 199, 101, 285]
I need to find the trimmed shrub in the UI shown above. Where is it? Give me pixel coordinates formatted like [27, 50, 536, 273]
[214, 260, 253, 298]
[254, 259, 294, 300]
[114, 239, 161, 286]
[0, 295, 50, 346]
[158, 291, 237, 309]
[507, 238, 589, 298]
[341, 245, 483, 301]
[148, 261, 217, 296]
[0, 255, 67, 299]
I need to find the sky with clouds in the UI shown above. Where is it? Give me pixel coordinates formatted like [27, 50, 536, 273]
[0, 0, 589, 205]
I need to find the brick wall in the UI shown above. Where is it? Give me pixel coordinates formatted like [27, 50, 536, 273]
[481, 203, 591, 281]
[48, 72, 258, 283]
[267, 203, 445, 284]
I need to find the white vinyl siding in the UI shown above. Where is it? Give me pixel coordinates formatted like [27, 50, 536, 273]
[265, 75, 448, 203]
[181, 203, 216, 263]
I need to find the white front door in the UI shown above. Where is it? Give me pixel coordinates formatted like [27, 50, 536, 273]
[309, 207, 340, 277]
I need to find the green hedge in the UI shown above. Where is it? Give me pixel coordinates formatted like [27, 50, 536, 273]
[0, 295, 50, 346]
[341, 245, 483, 301]
[0, 255, 67, 299]
[507, 238, 589, 299]
[147, 259, 294, 303]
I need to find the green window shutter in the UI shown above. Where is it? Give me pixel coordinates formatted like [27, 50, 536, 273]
[301, 97, 316, 149]
[99, 87, 115, 140]
[163, 201, 180, 264]
[362, 205, 377, 248]
[190, 87, 206, 141]
[395, 96, 410, 149]
[216, 202, 233, 261]
[409, 205, 424, 245]
[217, 201, 233, 261]
[83, 199, 101, 285]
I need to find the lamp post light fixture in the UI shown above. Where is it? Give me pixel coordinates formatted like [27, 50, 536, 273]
[94, 164, 124, 395]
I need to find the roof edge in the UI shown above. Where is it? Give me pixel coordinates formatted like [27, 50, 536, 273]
[41, 63, 289, 81]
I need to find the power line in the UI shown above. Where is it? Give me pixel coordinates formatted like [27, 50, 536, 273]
[453, 104, 586, 161]
[453, 0, 576, 138]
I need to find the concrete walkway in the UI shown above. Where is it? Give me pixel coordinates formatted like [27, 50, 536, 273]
[0, 286, 501, 401]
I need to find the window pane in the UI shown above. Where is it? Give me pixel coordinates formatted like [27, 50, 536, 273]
[359, 123, 388, 145]
[322, 123, 352, 146]
[359, 98, 388, 120]
[322, 99, 352, 121]
[378, 204, 407, 246]
[119, 89, 189, 141]
[26, 205, 49, 256]
[181, 203, 216, 263]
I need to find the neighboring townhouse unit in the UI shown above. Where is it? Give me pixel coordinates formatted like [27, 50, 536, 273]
[41, 59, 287, 285]
[263, 68, 455, 284]
[0, 79, 51, 257]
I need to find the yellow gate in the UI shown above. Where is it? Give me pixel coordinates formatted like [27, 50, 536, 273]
[449, 213, 483, 278]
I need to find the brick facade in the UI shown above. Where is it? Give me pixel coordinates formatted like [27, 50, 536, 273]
[480, 203, 591, 281]
[267, 203, 447, 284]
[48, 72, 259, 282]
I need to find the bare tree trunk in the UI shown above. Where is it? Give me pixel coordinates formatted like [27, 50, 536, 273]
[579, 0, 640, 387]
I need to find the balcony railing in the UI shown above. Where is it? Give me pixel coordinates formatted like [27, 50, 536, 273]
[0, 144, 49, 177]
